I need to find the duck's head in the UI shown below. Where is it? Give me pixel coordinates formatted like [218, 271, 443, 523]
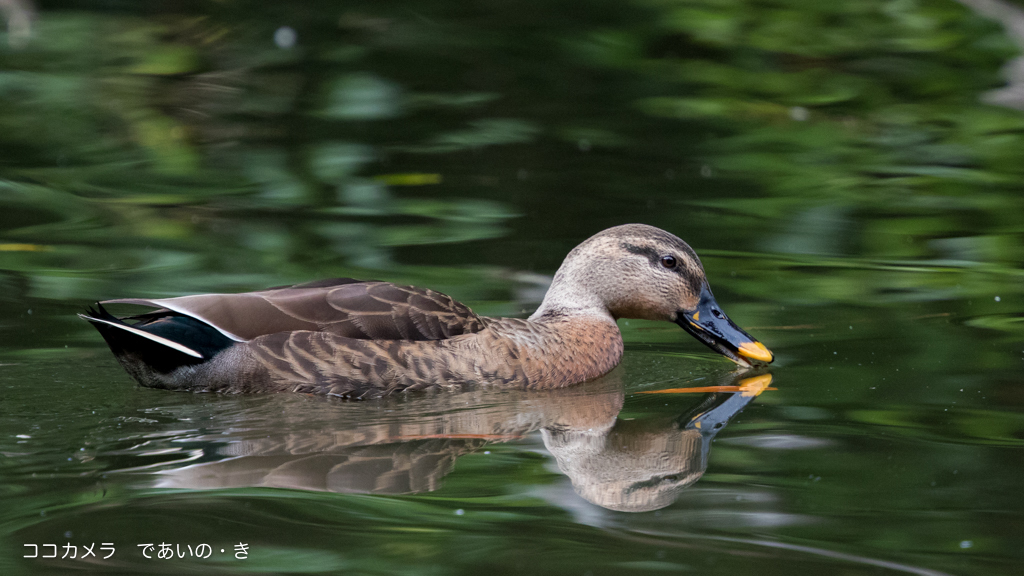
[534, 224, 773, 367]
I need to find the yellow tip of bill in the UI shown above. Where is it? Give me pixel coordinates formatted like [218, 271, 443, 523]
[737, 341, 773, 363]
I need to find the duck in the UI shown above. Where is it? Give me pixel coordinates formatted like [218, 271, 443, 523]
[81, 224, 773, 398]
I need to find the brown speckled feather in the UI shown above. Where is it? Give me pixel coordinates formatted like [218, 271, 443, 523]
[106, 278, 486, 342]
[236, 315, 623, 398]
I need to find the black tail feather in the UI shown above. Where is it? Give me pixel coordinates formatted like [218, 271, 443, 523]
[81, 303, 234, 375]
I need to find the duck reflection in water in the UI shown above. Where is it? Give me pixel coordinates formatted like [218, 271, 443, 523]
[545, 372, 772, 512]
[154, 371, 773, 512]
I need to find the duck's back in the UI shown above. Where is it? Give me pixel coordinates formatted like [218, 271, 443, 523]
[105, 278, 488, 343]
[85, 279, 498, 396]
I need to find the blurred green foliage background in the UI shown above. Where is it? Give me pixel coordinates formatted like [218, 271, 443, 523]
[3, 0, 1022, 305]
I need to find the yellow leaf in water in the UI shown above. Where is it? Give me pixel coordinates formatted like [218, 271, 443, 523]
[639, 374, 775, 397]
[0, 243, 50, 252]
[374, 173, 443, 186]
[639, 384, 777, 395]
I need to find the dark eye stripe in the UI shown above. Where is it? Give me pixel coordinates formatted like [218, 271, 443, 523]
[620, 241, 704, 296]
[622, 243, 684, 272]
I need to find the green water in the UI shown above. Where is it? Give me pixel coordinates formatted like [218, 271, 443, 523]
[3, 0, 1024, 574]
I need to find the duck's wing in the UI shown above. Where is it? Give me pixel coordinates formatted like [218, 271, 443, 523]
[103, 278, 487, 342]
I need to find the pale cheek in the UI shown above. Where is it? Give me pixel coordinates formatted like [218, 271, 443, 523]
[679, 295, 700, 313]
[612, 295, 676, 321]
[649, 295, 679, 320]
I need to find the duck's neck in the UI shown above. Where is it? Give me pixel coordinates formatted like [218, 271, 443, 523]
[528, 266, 613, 323]
[492, 262, 621, 386]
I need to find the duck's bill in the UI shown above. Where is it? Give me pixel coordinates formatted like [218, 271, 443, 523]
[675, 285, 773, 367]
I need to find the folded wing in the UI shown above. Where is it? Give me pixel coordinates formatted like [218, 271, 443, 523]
[104, 278, 487, 342]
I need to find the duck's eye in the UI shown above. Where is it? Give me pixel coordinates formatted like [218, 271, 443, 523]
[660, 255, 677, 269]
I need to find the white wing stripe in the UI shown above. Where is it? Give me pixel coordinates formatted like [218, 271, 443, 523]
[81, 315, 204, 358]
[149, 300, 248, 342]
